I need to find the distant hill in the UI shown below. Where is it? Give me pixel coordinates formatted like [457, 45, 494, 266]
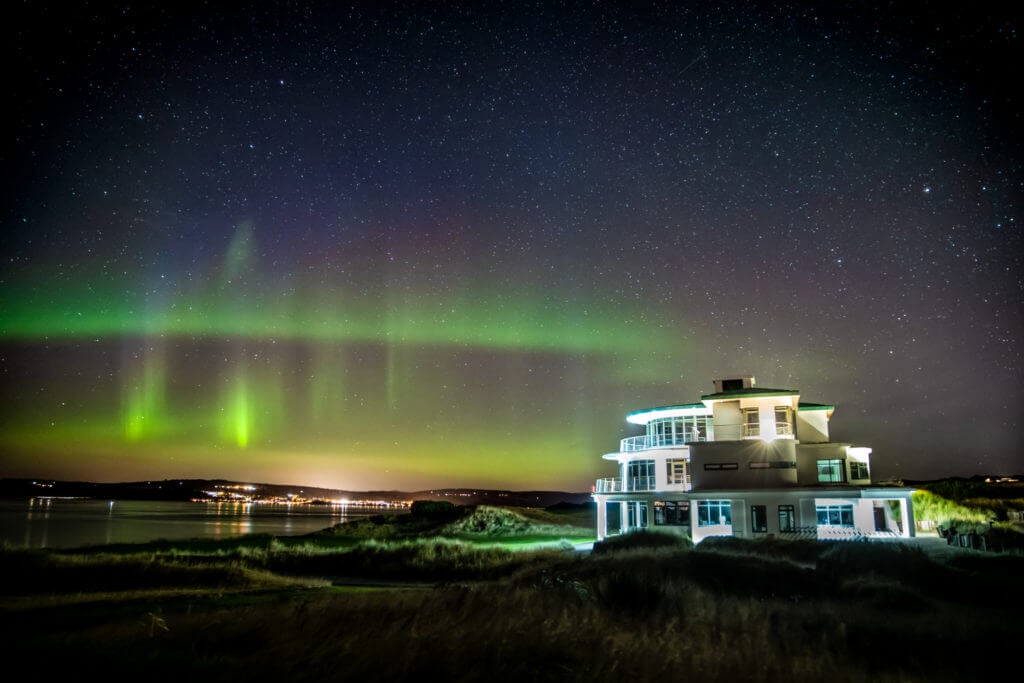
[0, 478, 593, 509]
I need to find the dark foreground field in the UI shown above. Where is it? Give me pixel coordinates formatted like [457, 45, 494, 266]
[1, 504, 1020, 682]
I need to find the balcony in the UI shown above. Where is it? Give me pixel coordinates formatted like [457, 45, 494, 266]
[593, 476, 657, 493]
[620, 433, 706, 452]
[743, 422, 794, 438]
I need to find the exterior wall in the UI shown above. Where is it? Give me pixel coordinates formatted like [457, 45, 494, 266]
[690, 440, 798, 489]
[595, 488, 916, 541]
[795, 443, 849, 485]
[735, 395, 799, 439]
[711, 400, 743, 440]
[796, 409, 830, 443]
[616, 447, 691, 492]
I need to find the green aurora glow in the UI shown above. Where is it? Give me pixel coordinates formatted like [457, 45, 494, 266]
[0, 256, 682, 489]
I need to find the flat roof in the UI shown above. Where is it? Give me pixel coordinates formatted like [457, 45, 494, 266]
[626, 403, 710, 424]
[700, 387, 800, 400]
[626, 393, 834, 423]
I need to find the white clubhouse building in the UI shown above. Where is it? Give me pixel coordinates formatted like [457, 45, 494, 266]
[593, 376, 915, 543]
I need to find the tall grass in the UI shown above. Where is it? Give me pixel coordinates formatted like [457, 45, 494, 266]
[2, 505, 1020, 682]
[4, 539, 1016, 682]
[913, 490, 996, 528]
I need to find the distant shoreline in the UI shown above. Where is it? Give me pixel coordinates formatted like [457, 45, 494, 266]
[0, 477, 594, 508]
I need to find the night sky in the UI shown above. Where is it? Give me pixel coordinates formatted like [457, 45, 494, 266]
[1, 1, 1020, 491]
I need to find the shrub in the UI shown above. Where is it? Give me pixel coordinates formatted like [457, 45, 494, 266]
[693, 534, 827, 564]
[683, 549, 822, 600]
[913, 490, 995, 527]
[591, 530, 692, 555]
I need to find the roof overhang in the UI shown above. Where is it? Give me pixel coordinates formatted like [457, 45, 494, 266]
[626, 403, 711, 425]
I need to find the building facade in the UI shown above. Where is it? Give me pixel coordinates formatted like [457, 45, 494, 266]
[592, 376, 915, 543]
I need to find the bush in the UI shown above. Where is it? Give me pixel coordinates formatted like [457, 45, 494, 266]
[693, 535, 828, 565]
[683, 549, 822, 600]
[591, 530, 692, 555]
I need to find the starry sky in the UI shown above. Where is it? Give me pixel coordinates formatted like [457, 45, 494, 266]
[1, 1, 1021, 491]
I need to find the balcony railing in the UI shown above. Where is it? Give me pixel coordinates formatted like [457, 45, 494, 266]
[593, 476, 658, 493]
[743, 422, 794, 438]
[620, 433, 707, 452]
[627, 476, 656, 492]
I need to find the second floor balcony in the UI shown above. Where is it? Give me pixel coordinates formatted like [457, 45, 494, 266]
[594, 475, 657, 493]
[620, 432, 707, 452]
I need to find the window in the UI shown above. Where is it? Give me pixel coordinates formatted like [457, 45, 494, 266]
[666, 459, 688, 485]
[697, 500, 732, 526]
[817, 459, 846, 483]
[751, 505, 768, 533]
[721, 379, 744, 391]
[774, 406, 793, 436]
[749, 461, 797, 469]
[626, 460, 655, 491]
[648, 415, 714, 445]
[816, 504, 854, 527]
[704, 462, 738, 470]
[626, 501, 648, 529]
[653, 500, 689, 526]
[778, 505, 795, 532]
[850, 461, 869, 480]
[742, 408, 760, 437]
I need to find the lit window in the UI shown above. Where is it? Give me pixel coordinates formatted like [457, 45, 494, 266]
[653, 500, 689, 526]
[817, 459, 845, 483]
[697, 500, 732, 526]
[778, 505, 795, 531]
[742, 408, 760, 437]
[816, 504, 854, 527]
[666, 459, 687, 485]
[774, 406, 793, 436]
[626, 460, 655, 491]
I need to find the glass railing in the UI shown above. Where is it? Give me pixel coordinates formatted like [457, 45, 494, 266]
[594, 478, 622, 493]
[626, 476, 657, 492]
[593, 476, 659, 492]
[620, 433, 708, 452]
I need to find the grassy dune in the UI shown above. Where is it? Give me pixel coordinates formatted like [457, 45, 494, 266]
[1, 504, 1020, 682]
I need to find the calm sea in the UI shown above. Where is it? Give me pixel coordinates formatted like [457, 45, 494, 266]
[0, 497, 395, 549]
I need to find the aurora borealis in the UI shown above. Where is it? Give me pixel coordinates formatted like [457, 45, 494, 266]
[2, 2, 1021, 491]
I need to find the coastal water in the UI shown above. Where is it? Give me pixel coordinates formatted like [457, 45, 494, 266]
[0, 498, 396, 549]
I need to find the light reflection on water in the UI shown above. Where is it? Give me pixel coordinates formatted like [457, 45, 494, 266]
[1, 497, 389, 549]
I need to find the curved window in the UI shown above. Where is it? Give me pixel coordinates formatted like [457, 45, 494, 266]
[648, 415, 714, 446]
